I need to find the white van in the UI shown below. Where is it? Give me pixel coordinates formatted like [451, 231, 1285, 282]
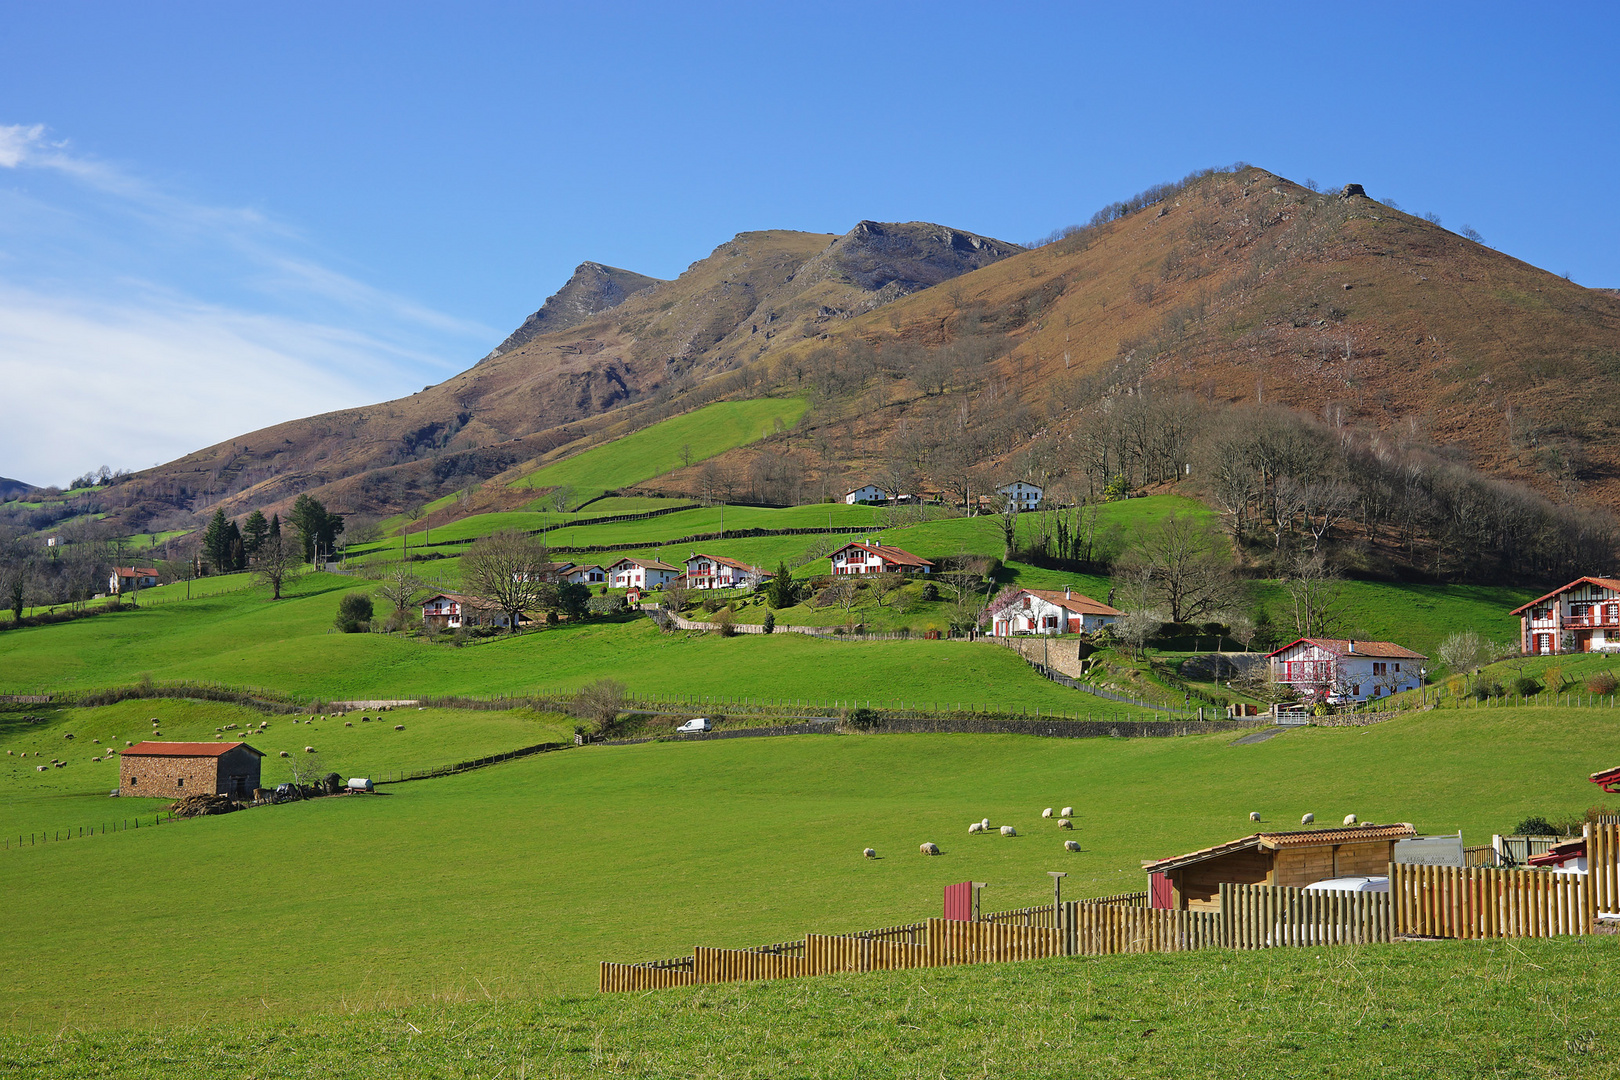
[676, 718, 711, 733]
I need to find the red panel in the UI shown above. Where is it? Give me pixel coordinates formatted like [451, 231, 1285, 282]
[942, 881, 974, 921]
[1149, 871, 1173, 909]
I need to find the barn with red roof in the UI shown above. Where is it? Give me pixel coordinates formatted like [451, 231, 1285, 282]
[118, 741, 264, 799]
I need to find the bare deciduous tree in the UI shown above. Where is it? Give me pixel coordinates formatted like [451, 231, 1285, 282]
[1284, 553, 1347, 638]
[1120, 513, 1241, 624]
[373, 560, 425, 630]
[253, 534, 298, 601]
[460, 529, 556, 633]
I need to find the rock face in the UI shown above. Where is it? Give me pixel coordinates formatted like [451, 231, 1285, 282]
[794, 221, 1024, 309]
[1339, 183, 1367, 199]
[485, 262, 665, 360]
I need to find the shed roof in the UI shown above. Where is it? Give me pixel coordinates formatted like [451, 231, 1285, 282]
[113, 567, 160, 577]
[1265, 637, 1426, 660]
[1510, 577, 1620, 616]
[1144, 823, 1416, 873]
[123, 741, 263, 758]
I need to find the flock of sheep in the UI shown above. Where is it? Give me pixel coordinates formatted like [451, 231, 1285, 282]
[862, 805, 1083, 860]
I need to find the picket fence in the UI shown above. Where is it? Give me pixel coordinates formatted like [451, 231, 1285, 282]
[1221, 882, 1393, 947]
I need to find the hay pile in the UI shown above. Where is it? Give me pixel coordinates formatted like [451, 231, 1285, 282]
[169, 794, 241, 818]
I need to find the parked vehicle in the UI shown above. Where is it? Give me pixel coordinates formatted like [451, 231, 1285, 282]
[676, 718, 711, 733]
[1303, 876, 1389, 893]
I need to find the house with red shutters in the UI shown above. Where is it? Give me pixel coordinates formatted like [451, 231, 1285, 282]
[420, 592, 529, 631]
[684, 552, 769, 591]
[1266, 637, 1425, 704]
[607, 557, 681, 591]
[984, 586, 1121, 636]
[829, 541, 932, 576]
[1511, 577, 1620, 655]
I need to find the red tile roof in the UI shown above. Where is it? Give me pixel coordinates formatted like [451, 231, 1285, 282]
[610, 557, 680, 572]
[123, 741, 262, 758]
[686, 552, 767, 574]
[832, 542, 933, 568]
[113, 567, 160, 578]
[988, 587, 1121, 618]
[1144, 823, 1416, 872]
[1590, 765, 1620, 792]
[1265, 637, 1426, 660]
[1510, 577, 1620, 616]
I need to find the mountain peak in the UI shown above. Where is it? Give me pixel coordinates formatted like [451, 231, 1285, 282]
[485, 262, 665, 360]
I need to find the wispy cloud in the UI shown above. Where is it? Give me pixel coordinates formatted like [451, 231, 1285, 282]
[0, 123, 496, 486]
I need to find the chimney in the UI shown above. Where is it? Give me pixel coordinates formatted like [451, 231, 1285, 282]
[1347, 640, 1356, 654]
[1064, 586, 1072, 600]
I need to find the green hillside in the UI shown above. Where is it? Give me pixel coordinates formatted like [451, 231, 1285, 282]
[509, 397, 809, 506]
[0, 708, 1613, 1030]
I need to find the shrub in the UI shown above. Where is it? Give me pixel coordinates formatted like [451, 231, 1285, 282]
[702, 598, 722, 614]
[1515, 815, 1558, 837]
[844, 706, 881, 730]
[762, 611, 775, 634]
[1511, 676, 1541, 697]
[1310, 701, 1335, 717]
[334, 593, 374, 633]
[919, 583, 938, 602]
[1586, 670, 1618, 695]
[586, 594, 625, 617]
[714, 608, 737, 637]
[572, 678, 628, 733]
[1542, 664, 1564, 692]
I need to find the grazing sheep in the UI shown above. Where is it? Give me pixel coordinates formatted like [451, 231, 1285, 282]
[1058, 818, 1073, 830]
[304, 746, 316, 753]
[126, 741, 132, 747]
[1000, 825, 1017, 837]
[919, 842, 940, 856]
[93, 739, 100, 744]
[345, 722, 353, 727]
[968, 822, 983, 834]
[63, 733, 74, 740]
[279, 751, 290, 757]
[1042, 807, 1053, 818]
[1250, 812, 1262, 823]
[1064, 840, 1081, 852]
[863, 848, 876, 859]
[1343, 813, 1358, 825]
[1301, 812, 1315, 826]
[981, 818, 990, 829]
[36, 765, 46, 772]
[394, 725, 405, 731]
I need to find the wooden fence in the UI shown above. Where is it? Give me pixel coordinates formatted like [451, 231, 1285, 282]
[1390, 862, 1592, 939]
[1069, 902, 1222, 955]
[1590, 823, 1620, 916]
[1220, 883, 1393, 948]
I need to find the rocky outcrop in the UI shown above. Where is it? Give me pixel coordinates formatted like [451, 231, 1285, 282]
[485, 262, 664, 359]
[794, 221, 1023, 307]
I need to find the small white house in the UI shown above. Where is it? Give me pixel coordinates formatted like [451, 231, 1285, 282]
[608, 557, 680, 591]
[984, 587, 1120, 636]
[829, 541, 932, 576]
[109, 567, 159, 593]
[844, 484, 887, 505]
[563, 563, 608, 585]
[420, 593, 527, 631]
[1266, 638, 1425, 704]
[997, 481, 1044, 510]
[1512, 576, 1620, 655]
[684, 552, 769, 591]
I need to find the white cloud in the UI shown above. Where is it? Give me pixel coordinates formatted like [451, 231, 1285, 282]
[0, 123, 497, 486]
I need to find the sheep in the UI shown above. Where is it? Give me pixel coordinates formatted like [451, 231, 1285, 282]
[1064, 840, 1081, 852]
[279, 751, 290, 757]
[863, 848, 877, 859]
[1301, 812, 1315, 826]
[1250, 812, 1262, 823]
[63, 733, 74, 740]
[1061, 806, 1073, 817]
[981, 818, 990, 830]
[36, 765, 46, 772]
[968, 822, 983, 834]
[362, 716, 370, 723]
[1058, 818, 1073, 830]
[919, 842, 940, 856]
[394, 725, 405, 731]
[1343, 813, 1358, 826]
[150, 718, 159, 724]
[345, 722, 353, 727]
[304, 746, 316, 753]
[1042, 807, 1053, 818]
[126, 741, 133, 747]
[1000, 825, 1017, 837]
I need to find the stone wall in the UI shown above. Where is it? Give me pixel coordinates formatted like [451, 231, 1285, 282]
[119, 747, 261, 798]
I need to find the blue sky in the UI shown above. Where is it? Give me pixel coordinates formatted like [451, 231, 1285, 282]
[1, 2, 1616, 486]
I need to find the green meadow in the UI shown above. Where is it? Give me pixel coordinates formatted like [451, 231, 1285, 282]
[510, 397, 809, 505]
[0, 706, 1614, 1033]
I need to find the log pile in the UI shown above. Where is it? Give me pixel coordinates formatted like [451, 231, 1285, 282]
[169, 794, 241, 818]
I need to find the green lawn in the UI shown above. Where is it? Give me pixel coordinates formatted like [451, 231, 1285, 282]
[0, 706, 1614, 1033]
[511, 397, 809, 505]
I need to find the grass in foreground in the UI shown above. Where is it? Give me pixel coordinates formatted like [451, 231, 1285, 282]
[1, 708, 1615, 1029]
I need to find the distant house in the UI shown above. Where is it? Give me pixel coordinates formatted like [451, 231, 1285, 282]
[997, 481, 1044, 510]
[119, 741, 264, 799]
[420, 592, 529, 631]
[984, 586, 1120, 636]
[109, 567, 159, 593]
[608, 557, 681, 591]
[844, 484, 887, 505]
[1143, 822, 1417, 910]
[684, 552, 769, 591]
[563, 564, 608, 585]
[1266, 638, 1425, 704]
[829, 541, 932, 576]
[1511, 577, 1620, 655]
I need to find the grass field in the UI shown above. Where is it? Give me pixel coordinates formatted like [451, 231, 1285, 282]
[0, 705, 1615, 1032]
[1, 937, 1612, 1078]
[510, 398, 809, 506]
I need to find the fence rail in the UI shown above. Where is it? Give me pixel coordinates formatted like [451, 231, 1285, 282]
[1220, 883, 1392, 947]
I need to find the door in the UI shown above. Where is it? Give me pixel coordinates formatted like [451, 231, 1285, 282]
[1149, 871, 1174, 909]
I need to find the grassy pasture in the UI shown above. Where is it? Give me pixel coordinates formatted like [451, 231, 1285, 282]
[510, 397, 809, 506]
[0, 706, 1614, 1032]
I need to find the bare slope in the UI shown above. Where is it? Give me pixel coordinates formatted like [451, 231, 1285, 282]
[484, 262, 665, 359]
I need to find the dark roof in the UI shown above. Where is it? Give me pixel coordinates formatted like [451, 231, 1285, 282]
[1144, 823, 1417, 873]
[123, 741, 263, 758]
[1510, 577, 1620, 616]
[1265, 637, 1426, 660]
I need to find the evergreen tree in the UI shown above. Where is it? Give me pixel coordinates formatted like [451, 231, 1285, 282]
[241, 510, 269, 559]
[767, 561, 797, 609]
[289, 495, 344, 563]
[225, 520, 246, 571]
[201, 509, 232, 574]
[269, 514, 281, 540]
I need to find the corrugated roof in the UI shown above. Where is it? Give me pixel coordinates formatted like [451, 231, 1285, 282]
[1265, 637, 1426, 660]
[1145, 823, 1416, 872]
[1510, 577, 1620, 616]
[123, 741, 263, 758]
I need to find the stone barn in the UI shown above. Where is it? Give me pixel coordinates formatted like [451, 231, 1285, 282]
[119, 741, 264, 799]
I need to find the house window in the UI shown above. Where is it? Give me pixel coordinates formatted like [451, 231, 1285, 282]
[176, 777, 184, 788]
[1022, 597, 1031, 609]
[1353, 684, 1361, 696]
[130, 775, 138, 786]
[1394, 663, 1401, 672]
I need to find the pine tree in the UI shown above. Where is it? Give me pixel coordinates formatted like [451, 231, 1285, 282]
[201, 509, 232, 574]
[269, 514, 281, 540]
[767, 561, 796, 609]
[225, 520, 246, 571]
[241, 510, 269, 559]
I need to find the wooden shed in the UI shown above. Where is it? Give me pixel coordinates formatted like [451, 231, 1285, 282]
[1143, 822, 1417, 910]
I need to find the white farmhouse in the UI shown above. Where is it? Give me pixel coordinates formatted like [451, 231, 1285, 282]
[1266, 638, 1425, 704]
[997, 481, 1044, 510]
[829, 541, 932, 576]
[844, 484, 887, 505]
[563, 563, 608, 585]
[607, 557, 681, 591]
[1511, 576, 1620, 655]
[984, 586, 1120, 636]
[109, 567, 160, 594]
[684, 552, 769, 591]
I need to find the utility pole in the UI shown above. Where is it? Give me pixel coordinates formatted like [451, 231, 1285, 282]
[1049, 871, 1068, 952]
